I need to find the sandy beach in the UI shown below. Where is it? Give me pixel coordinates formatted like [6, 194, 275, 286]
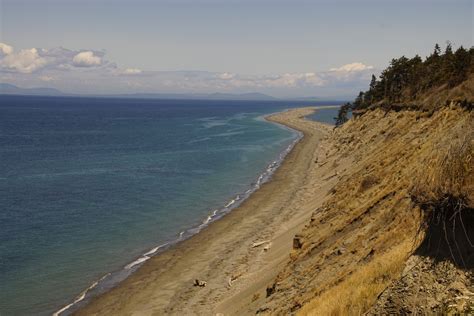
[74, 106, 340, 316]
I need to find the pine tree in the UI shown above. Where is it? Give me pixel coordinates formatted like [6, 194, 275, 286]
[445, 41, 453, 55]
[350, 42, 472, 113]
[408, 55, 423, 98]
[443, 41, 456, 84]
[434, 43, 441, 56]
[353, 91, 365, 110]
[364, 75, 378, 105]
[425, 44, 442, 88]
[334, 103, 351, 127]
[449, 46, 470, 87]
[369, 74, 377, 91]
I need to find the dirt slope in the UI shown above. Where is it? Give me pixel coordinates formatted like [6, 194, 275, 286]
[260, 104, 473, 315]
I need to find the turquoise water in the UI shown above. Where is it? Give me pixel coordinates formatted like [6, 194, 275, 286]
[306, 107, 341, 125]
[0, 96, 343, 315]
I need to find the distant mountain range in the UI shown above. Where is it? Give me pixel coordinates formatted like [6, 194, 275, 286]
[0, 83, 276, 101]
[0, 83, 349, 102]
[109, 92, 277, 101]
[0, 83, 64, 96]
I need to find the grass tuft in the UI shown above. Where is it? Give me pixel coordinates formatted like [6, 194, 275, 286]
[298, 241, 411, 316]
[410, 120, 474, 267]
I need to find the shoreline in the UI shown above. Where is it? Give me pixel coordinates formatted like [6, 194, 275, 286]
[70, 106, 337, 315]
[55, 109, 304, 315]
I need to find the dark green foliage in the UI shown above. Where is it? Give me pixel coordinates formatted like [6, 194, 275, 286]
[353, 91, 366, 109]
[334, 102, 352, 127]
[352, 43, 473, 112]
[434, 43, 441, 56]
[449, 46, 471, 87]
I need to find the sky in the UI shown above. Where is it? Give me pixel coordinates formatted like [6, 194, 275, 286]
[0, 0, 472, 98]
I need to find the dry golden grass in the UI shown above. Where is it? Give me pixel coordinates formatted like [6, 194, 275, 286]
[298, 241, 412, 316]
[408, 114, 474, 267]
[265, 106, 472, 315]
[410, 118, 473, 208]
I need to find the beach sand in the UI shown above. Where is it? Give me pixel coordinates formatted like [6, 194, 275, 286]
[74, 106, 340, 316]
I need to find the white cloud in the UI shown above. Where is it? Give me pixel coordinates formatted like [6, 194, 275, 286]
[72, 51, 102, 67]
[202, 72, 325, 90]
[217, 72, 235, 80]
[39, 75, 55, 82]
[0, 44, 112, 73]
[330, 62, 373, 72]
[0, 43, 14, 56]
[0, 47, 48, 74]
[263, 72, 325, 87]
[122, 68, 142, 75]
[0, 42, 377, 97]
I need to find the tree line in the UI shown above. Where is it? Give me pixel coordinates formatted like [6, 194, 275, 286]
[335, 43, 473, 126]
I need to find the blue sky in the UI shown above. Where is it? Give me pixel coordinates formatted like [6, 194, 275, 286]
[0, 0, 472, 98]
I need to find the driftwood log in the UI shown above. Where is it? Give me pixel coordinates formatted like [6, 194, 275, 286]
[251, 240, 270, 248]
[193, 279, 207, 287]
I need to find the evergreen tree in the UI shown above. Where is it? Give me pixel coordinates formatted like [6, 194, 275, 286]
[334, 103, 351, 127]
[449, 46, 470, 87]
[434, 43, 441, 56]
[443, 41, 456, 84]
[445, 41, 453, 55]
[365, 74, 377, 104]
[348, 42, 472, 111]
[425, 44, 442, 88]
[369, 74, 377, 91]
[353, 91, 365, 109]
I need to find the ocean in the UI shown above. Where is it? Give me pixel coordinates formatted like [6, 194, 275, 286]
[0, 95, 339, 315]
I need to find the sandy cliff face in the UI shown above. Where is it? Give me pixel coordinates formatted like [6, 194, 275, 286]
[262, 105, 473, 315]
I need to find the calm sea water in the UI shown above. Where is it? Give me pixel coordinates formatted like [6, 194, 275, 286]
[0, 95, 339, 315]
[306, 107, 341, 123]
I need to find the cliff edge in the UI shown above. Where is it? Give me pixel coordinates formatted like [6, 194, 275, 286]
[260, 45, 474, 314]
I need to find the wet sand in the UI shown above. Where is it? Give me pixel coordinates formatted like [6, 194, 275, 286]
[74, 106, 340, 315]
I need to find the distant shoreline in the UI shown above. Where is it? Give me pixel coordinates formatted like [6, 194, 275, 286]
[0, 86, 350, 103]
[54, 106, 305, 316]
[70, 106, 337, 315]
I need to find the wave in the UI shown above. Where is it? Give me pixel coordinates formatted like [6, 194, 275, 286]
[52, 273, 110, 316]
[126, 243, 171, 270]
[53, 112, 303, 316]
[224, 199, 236, 208]
[124, 256, 150, 270]
[201, 209, 218, 226]
[143, 245, 166, 257]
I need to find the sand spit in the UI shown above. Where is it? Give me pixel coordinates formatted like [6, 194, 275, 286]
[74, 104, 473, 315]
[74, 107, 336, 315]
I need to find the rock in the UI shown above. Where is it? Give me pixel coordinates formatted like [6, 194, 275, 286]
[293, 235, 303, 249]
[256, 307, 270, 314]
[336, 247, 346, 255]
[266, 283, 276, 297]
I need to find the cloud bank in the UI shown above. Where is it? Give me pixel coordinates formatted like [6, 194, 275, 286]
[330, 62, 374, 72]
[72, 51, 102, 67]
[0, 42, 376, 98]
[0, 44, 109, 74]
